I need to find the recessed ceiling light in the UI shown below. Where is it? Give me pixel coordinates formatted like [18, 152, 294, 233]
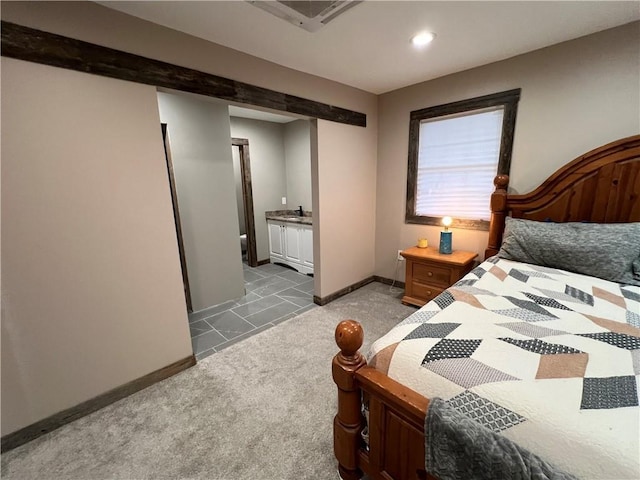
[411, 31, 436, 48]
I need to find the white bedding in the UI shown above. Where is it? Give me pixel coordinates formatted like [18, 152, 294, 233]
[369, 257, 640, 479]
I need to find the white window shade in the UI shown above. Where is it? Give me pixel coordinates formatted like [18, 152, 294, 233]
[416, 107, 504, 221]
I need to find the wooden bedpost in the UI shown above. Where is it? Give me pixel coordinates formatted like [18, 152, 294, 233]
[485, 174, 509, 259]
[333, 320, 367, 480]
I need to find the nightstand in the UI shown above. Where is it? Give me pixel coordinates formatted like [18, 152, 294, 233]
[400, 246, 478, 307]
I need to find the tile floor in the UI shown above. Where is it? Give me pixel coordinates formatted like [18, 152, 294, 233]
[188, 262, 316, 360]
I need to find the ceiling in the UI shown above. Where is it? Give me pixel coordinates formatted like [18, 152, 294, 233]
[99, 1, 639, 94]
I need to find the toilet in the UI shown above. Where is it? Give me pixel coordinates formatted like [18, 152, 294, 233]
[240, 233, 247, 253]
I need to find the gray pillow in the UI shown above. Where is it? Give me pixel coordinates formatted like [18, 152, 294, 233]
[498, 218, 640, 286]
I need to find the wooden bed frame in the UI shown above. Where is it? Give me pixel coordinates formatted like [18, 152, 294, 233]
[332, 134, 640, 480]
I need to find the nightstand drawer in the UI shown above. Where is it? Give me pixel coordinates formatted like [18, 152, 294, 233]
[412, 281, 444, 302]
[413, 263, 451, 287]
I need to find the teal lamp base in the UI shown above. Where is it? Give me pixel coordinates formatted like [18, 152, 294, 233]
[439, 231, 452, 254]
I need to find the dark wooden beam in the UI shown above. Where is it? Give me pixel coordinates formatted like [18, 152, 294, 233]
[1, 21, 367, 128]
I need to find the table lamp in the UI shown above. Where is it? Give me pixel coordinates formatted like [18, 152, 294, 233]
[439, 216, 452, 254]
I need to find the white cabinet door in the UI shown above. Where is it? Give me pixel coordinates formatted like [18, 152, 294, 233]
[301, 226, 314, 267]
[268, 222, 285, 259]
[284, 225, 301, 262]
[267, 220, 313, 274]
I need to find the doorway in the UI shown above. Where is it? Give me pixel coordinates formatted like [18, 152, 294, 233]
[232, 138, 258, 268]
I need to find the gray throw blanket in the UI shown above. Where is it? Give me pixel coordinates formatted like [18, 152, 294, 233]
[425, 398, 578, 480]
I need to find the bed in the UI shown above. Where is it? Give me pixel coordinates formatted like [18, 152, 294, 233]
[332, 134, 640, 480]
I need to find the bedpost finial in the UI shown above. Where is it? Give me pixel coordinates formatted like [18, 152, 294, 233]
[494, 174, 509, 189]
[335, 320, 364, 357]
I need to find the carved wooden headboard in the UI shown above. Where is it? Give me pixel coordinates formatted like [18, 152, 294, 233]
[486, 134, 640, 258]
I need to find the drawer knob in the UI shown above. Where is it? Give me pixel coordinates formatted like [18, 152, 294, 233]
[427, 290, 432, 295]
[427, 271, 433, 277]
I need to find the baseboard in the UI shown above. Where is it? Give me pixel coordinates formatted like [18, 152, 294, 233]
[257, 259, 270, 266]
[373, 275, 405, 289]
[313, 276, 406, 306]
[313, 276, 376, 306]
[1, 354, 196, 453]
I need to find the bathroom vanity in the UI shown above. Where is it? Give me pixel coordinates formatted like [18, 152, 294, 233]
[266, 211, 313, 275]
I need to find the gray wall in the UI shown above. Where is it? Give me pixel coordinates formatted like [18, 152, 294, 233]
[375, 22, 640, 280]
[1, 58, 193, 436]
[158, 92, 245, 311]
[229, 117, 288, 262]
[284, 120, 312, 211]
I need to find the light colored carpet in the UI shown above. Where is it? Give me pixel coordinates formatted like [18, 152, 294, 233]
[1, 282, 415, 480]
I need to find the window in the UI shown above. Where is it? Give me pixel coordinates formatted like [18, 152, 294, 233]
[406, 89, 520, 230]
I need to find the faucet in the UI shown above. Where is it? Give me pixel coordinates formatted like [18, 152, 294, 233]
[297, 205, 303, 216]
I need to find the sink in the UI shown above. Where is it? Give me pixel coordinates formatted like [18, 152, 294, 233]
[266, 213, 311, 224]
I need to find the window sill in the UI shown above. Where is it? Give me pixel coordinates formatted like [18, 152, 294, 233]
[405, 215, 489, 231]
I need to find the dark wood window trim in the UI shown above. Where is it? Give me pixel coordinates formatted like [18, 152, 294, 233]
[405, 89, 521, 231]
[0, 21, 366, 128]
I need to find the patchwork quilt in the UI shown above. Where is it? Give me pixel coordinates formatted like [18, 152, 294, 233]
[369, 257, 640, 479]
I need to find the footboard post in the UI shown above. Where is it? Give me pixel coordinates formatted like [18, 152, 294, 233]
[332, 320, 367, 480]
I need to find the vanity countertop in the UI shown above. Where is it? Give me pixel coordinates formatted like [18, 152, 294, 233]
[265, 210, 312, 226]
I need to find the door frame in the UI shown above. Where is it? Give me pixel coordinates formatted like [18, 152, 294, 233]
[161, 123, 193, 312]
[232, 138, 258, 268]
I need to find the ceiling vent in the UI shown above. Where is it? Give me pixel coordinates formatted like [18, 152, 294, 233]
[247, 1, 362, 32]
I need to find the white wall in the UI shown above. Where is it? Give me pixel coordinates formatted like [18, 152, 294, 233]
[375, 22, 640, 280]
[1, 58, 193, 436]
[158, 92, 245, 311]
[229, 117, 288, 262]
[284, 120, 312, 211]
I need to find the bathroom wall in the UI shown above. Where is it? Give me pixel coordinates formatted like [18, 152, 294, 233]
[283, 120, 312, 211]
[157, 92, 245, 311]
[230, 116, 313, 261]
[229, 117, 288, 262]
